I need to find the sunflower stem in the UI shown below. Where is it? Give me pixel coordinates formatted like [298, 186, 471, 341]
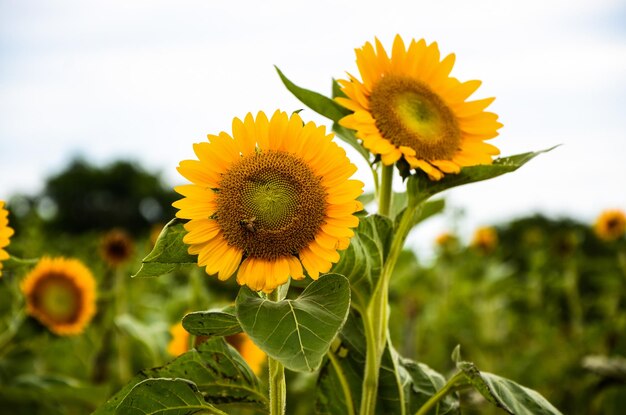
[267, 289, 286, 415]
[414, 371, 466, 415]
[360, 198, 423, 415]
[378, 165, 394, 217]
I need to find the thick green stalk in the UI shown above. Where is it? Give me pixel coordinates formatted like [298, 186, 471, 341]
[360, 278, 389, 415]
[267, 289, 286, 415]
[415, 371, 465, 415]
[360, 168, 421, 415]
[378, 165, 394, 217]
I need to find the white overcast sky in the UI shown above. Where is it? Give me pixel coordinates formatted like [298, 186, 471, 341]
[1, 0, 625, 250]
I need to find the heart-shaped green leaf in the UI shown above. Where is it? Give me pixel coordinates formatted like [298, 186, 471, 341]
[236, 273, 350, 372]
[133, 218, 196, 278]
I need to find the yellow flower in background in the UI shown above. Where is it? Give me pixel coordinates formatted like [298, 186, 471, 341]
[21, 257, 97, 336]
[471, 226, 498, 254]
[435, 232, 459, 251]
[167, 322, 191, 357]
[594, 209, 626, 242]
[435, 232, 457, 247]
[0, 201, 14, 277]
[167, 322, 266, 375]
[174, 110, 363, 292]
[225, 333, 266, 375]
[337, 35, 502, 180]
[100, 228, 134, 267]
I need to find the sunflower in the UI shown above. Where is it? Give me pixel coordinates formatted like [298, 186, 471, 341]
[435, 232, 459, 251]
[336, 35, 502, 180]
[594, 209, 626, 242]
[174, 110, 363, 292]
[100, 228, 134, 267]
[167, 323, 266, 375]
[471, 226, 498, 254]
[0, 201, 14, 277]
[21, 257, 97, 336]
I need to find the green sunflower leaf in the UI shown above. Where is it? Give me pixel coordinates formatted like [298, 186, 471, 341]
[275, 66, 350, 122]
[316, 311, 460, 415]
[133, 218, 196, 278]
[453, 346, 563, 415]
[236, 273, 350, 373]
[182, 306, 242, 338]
[92, 338, 266, 415]
[275, 66, 371, 161]
[415, 147, 557, 200]
[331, 214, 392, 312]
[115, 378, 228, 415]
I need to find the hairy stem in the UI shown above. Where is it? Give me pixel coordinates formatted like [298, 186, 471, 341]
[378, 165, 394, 217]
[267, 289, 286, 415]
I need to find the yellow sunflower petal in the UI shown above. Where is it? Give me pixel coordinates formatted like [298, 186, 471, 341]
[286, 256, 304, 280]
[216, 247, 243, 281]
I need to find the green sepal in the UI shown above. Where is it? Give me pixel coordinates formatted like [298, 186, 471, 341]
[133, 218, 196, 278]
[236, 273, 350, 372]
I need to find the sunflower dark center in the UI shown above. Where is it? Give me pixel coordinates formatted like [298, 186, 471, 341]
[105, 240, 131, 262]
[32, 274, 82, 324]
[216, 151, 327, 259]
[607, 218, 620, 231]
[369, 75, 461, 160]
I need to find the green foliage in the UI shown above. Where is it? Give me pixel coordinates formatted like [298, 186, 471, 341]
[182, 306, 242, 338]
[452, 346, 563, 415]
[0, 374, 109, 412]
[331, 215, 392, 312]
[116, 378, 228, 415]
[0, 255, 38, 272]
[236, 274, 350, 372]
[115, 314, 169, 365]
[134, 218, 196, 278]
[317, 312, 460, 415]
[414, 147, 558, 200]
[275, 67, 371, 161]
[94, 338, 266, 415]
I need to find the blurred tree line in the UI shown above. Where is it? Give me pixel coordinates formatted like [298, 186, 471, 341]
[7, 158, 177, 238]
